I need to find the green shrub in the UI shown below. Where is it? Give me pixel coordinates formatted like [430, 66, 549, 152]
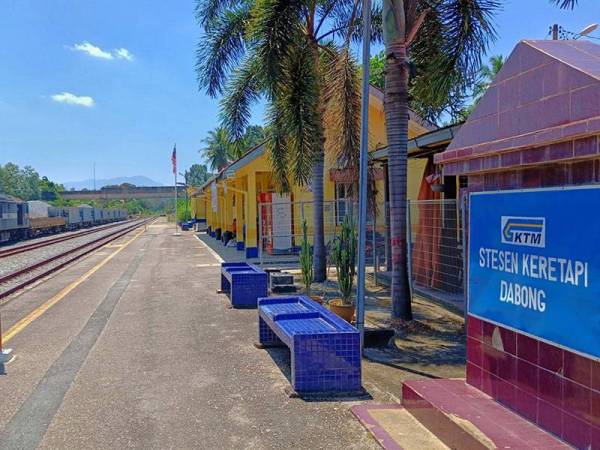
[299, 219, 313, 297]
[331, 215, 357, 305]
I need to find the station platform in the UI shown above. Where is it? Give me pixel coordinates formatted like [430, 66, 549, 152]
[0, 219, 377, 449]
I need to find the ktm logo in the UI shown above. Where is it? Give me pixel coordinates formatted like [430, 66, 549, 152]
[501, 216, 546, 248]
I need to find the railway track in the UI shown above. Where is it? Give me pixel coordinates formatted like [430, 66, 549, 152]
[0, 219, 138, 258]
[0, 218, 152, 300]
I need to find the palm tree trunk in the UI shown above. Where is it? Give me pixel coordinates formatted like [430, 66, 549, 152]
[310, 40, 326, 283]
[312, 149, 326, 282]
[384, 42, 412, 321]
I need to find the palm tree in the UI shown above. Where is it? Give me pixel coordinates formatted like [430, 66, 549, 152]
[473, 55, 504, 102]
[382, 0, 499, 321]
[455, 54, 503, 121]
[195, 0, 379, 282]
[201, 127, 234, 171]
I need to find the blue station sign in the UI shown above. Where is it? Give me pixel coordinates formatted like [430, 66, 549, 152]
[469, 187, 600, 360]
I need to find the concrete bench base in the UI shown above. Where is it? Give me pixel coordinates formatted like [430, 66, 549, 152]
[258, 296, 361, 394]
[220, 263, 267, 308]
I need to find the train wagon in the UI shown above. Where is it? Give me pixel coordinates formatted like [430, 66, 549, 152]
[28, 216, 67, 237]
[92, 208, 103, 224]
[49, 207, 82, 230]
[27, 200, 51, 219]
[78, 205, 94, 226]
[0, 194, 29, 243]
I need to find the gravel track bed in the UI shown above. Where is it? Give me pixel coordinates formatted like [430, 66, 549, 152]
[0, 220, 143, 278]
[0, 221, 144, 297]
[0, 220, 134, 253]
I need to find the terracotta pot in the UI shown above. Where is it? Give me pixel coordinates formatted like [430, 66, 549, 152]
[329, 299, 355, 323]
[310, 295, 324, 305]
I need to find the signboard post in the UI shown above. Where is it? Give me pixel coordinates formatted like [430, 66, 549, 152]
[469, 186, 600, 360]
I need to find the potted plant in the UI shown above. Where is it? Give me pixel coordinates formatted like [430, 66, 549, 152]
[329, 215, 357, 322]
[300, 219, 323, 304]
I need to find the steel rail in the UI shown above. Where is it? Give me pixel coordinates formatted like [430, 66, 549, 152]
[0, 219, 139, 258]
[0, 219, 151, 299]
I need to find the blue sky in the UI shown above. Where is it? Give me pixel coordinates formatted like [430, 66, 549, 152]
[0, 0, 598, 186]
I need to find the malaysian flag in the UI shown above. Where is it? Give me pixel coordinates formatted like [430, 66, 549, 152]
[171, 145, 177, 175]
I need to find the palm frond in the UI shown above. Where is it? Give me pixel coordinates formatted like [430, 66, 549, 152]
[275, 43, 321, 187]
[248, 0, 305, 95]
[433, 0, 500, 83]
[196, 3, 252, 97]
[549, 0, 579, 8]
[318, 1, 383, 44]
[315, 0, 343, 35]
[265, 102, 291, 192]
[195, 0, 248, 27]
[348, 2, 384, 45]
[323, 47, 361, 173]
[407, 0, 500, 122]
[220, 55, 263, 140]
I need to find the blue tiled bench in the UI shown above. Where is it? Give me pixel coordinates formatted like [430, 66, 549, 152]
[220, 262, 267, 308]
[258, 295, 361, 394]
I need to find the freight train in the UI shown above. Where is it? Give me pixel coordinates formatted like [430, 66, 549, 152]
[0, 195, 128, 243]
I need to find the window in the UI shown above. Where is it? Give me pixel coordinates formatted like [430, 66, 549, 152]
[335, 182, 352, 224]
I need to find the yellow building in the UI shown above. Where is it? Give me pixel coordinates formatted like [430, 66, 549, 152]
[192, 86, 435, 258]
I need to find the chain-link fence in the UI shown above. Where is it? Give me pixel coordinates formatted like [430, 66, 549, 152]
[407, 199, 465, 311]
[258, 199, 388, 270]
[257, 197, 466, 312]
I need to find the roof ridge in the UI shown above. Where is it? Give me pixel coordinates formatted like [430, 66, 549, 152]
[523, 40, 600, 82]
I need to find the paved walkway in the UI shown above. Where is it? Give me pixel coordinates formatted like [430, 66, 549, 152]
[0, 219, 378, 449]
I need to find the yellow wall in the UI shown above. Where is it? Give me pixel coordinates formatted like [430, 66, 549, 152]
[195, 88, 431, 253]
[191, 196, 206, 220]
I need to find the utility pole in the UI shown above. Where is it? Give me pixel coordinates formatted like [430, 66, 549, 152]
[93, 163, 96, 190]
[356, 0, 372, 352]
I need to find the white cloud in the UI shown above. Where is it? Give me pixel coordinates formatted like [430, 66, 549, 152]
[114, 48, 134, 61]
[51, 92, 95, 107]
[72, 41, 114, 60]
[71, 41, 134, 61]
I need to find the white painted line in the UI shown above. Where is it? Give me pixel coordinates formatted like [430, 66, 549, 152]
[194, 234, 224, 263]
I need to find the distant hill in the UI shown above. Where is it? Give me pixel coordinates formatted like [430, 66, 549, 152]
[63, 176, 164, 190]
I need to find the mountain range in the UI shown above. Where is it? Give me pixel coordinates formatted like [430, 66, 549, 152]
[62, 176, 164, 190]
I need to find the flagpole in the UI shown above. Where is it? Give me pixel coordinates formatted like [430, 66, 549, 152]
[174, 170, 178, 233]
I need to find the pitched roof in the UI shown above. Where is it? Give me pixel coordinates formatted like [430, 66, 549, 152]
[436, 39, 600, 166]
[197, 85, 437, 194]
[0, 193, 24, 203]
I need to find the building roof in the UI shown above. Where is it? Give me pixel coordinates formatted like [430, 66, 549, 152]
[371, 123, 461, 161]
[0, 193, 24, 203]
[436, 39, 600, 167]
[368, 85, 437, 132]
[195, 85, 437, 195]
